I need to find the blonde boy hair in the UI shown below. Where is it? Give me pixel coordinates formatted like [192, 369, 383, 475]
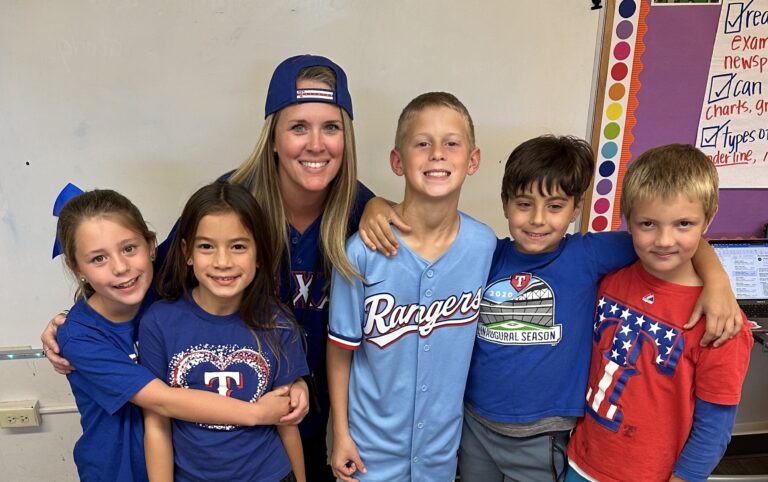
[621, 144, 719, 224]
[394, 92, 475, 152]
[229, 66, 359, 282]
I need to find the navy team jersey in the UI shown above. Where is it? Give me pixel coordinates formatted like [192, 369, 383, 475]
[58, 298, 156, 482]
[138, 294, 309, 482]
[328, 212, 495, 482]
[465, 232, 636, 424]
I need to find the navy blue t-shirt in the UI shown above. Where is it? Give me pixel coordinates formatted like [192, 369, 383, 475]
[59, 298, 156, 482]
[138, 294, 309, 482]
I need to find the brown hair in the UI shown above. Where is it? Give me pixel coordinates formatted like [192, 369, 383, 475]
[156, 181, 298, 362]
[501, 135, 595, 204]
[621, 144, 719, 223]
[56, 189, 156, 301]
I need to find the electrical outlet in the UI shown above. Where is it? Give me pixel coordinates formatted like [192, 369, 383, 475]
[0, 400, 41, 428]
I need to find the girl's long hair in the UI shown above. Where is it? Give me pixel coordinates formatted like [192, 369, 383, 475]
[157, 181, 298, 363]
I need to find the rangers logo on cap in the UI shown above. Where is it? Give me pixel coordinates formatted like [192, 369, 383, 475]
[296, 88, 335, 101]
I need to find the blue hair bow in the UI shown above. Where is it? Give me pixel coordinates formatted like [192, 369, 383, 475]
[52, 183, 84, 258]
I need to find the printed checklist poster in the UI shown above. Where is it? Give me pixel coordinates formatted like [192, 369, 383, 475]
[697, 0, 768, 187]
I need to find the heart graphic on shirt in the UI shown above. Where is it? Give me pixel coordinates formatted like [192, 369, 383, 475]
[170, 345, 270, 401]
[168, 345, 271, 431]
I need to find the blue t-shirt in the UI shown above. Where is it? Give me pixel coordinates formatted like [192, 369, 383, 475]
[138, 294, 310, 482]
[58, 298, 156, 482]
[156, 179, 374, 439]
[465, 232, 636, 423]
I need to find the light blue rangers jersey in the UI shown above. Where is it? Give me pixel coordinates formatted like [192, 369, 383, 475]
[328, 212, 495, 482]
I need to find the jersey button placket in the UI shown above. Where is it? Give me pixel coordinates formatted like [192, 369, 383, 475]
[414, 267, 432, 475]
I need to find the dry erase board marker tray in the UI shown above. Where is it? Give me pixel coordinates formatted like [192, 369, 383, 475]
[711, 432, 768, 480]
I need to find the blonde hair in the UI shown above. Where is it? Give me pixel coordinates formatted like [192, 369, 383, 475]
[621, 144, 719, 223]
[394, 92, 476, 152]
[229, 66, 360, 281]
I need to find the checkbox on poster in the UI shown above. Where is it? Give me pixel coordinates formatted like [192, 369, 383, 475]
[700, 126, 721, 149]
[708, 74, 734, 103]
[725, 2, 745, 34]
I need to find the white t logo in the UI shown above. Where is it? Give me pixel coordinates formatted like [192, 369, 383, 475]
[204, 371, 243, 397]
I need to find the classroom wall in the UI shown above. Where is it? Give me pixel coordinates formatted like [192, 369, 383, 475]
[0, 0, 603, 349]
[1, 2, 765, 480]
[0, 1, 605, 478]
[629, 3, 768, 237]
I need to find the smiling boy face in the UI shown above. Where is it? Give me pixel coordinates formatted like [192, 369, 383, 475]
[504, 183, 582, 255]
[390, 105, 480, 202]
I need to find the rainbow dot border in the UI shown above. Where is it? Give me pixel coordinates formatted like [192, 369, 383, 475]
[588, 0, 640, 232]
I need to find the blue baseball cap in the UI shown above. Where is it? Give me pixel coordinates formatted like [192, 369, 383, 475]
[264, 54, 353, 119]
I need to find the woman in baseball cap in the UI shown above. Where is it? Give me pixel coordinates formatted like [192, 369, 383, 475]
[226, 54, 374, 479]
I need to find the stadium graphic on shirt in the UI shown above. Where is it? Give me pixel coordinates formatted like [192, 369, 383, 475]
[478, 273, 561, 345]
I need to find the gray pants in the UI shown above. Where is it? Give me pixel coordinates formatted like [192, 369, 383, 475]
[458, 413, 569, 482]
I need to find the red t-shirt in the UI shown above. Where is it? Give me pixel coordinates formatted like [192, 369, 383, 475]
[568, 262, 753, 482]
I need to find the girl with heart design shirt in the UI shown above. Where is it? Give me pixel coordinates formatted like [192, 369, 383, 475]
[138, 181, 309, 482]
[54, 188, 298, 482]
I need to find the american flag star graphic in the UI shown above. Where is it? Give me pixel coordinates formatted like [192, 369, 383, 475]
[586, 296, 683, 431]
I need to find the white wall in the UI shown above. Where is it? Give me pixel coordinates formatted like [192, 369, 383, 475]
[0, 359, 80, 480]
[0, 0, 604, 349]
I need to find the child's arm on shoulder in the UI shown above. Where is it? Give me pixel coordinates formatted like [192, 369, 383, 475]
[671, 397, 737, 482]
[689, 238, 742, 347]
[277, 425, 305, 482]
[132, 379, 291, 426]
[144, 409, 174, 482]
[327, 344, 366, 482]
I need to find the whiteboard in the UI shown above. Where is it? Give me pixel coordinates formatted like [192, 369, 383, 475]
[0, 0, 603, 347]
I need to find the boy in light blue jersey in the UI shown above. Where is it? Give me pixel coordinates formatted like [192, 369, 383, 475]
[327, 92, 495, 482]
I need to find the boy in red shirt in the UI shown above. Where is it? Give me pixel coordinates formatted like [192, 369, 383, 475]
[567, 144, 753, 482]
